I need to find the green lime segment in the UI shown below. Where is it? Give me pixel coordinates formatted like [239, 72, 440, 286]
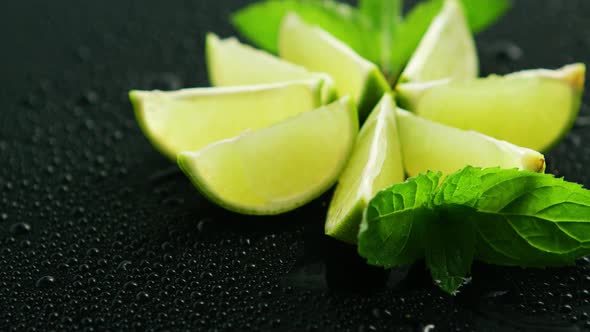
[325, 94, 405, 244]
[397, 63, 585, 152]
[400, 0, 478, 83]
[130, 80, 324, 160]
[397, 109, 546, 177]
[206, 33, 336, 103]
[177, 98, 359, 216]
[278, 13, 390, 121]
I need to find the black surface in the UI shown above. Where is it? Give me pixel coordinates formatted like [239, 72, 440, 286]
[1, 0, 590, 331]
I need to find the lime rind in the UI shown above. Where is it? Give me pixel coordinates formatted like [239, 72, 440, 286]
[206, 33, 337, 104]
[507, 63, 586, 89]
[177, 134, 271, 215]
[130, 90, 177, 160]
[326, 199, 367, 243]
[177, 97, 359, 216]
[130, 80, 325, 161]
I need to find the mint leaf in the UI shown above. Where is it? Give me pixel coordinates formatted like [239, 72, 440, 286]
[359, 166, 590, 295]
[440, 167, 582, 268]
[390, 0, 510, 79]
[436, 167, 590, 267]
[359, 0, 403, 74]
[358, 171, 441, 268]
[433, 166, 483, 207]
[474, 168, 590, 263]
[473, 211, 579, 268]
[425, 206, 475, 295]
[359, 0, 403, 29]
[461, 0, 511, 33]
[232, 0, 376, 61]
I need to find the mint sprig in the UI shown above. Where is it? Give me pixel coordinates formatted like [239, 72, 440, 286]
[232, 0, 511, 82]
[359, 0, 402, 74]
[358, 166, 590, 294]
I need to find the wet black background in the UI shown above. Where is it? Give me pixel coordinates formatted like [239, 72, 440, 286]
[1, 0, 590, 331]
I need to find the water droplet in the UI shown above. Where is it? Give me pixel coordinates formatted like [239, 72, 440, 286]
[423, 325, 436, 332]
[484, 41, 523, 63]
[124, 281, 138, 290]
[10, 222, 31, 235]
[78, 90, 99, 106]
[117, 260, 132, 271]
[35, 276, 55, 289]
[147, 73, 182, 91]
[136, 291, 150, 303]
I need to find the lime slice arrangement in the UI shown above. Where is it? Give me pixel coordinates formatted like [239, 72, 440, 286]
[129, 0, 585, 247]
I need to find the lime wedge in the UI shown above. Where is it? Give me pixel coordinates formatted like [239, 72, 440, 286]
[325, 94, 405, 243]
[397, 109, 546, 177]
[278, 13, 390, 121]
[400, 0, 478, 83]
[397, 63, 585, 152]
[206, 33, 336, 103]
[130, 80, 324, 160]
[177, 98, 359, 215]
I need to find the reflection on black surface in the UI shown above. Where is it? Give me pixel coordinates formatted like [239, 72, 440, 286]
[283, 235, 392, 292]
[282, 218, 432, 294]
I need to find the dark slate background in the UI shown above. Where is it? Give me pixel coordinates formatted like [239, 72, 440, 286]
[1, 0, 590, 331]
